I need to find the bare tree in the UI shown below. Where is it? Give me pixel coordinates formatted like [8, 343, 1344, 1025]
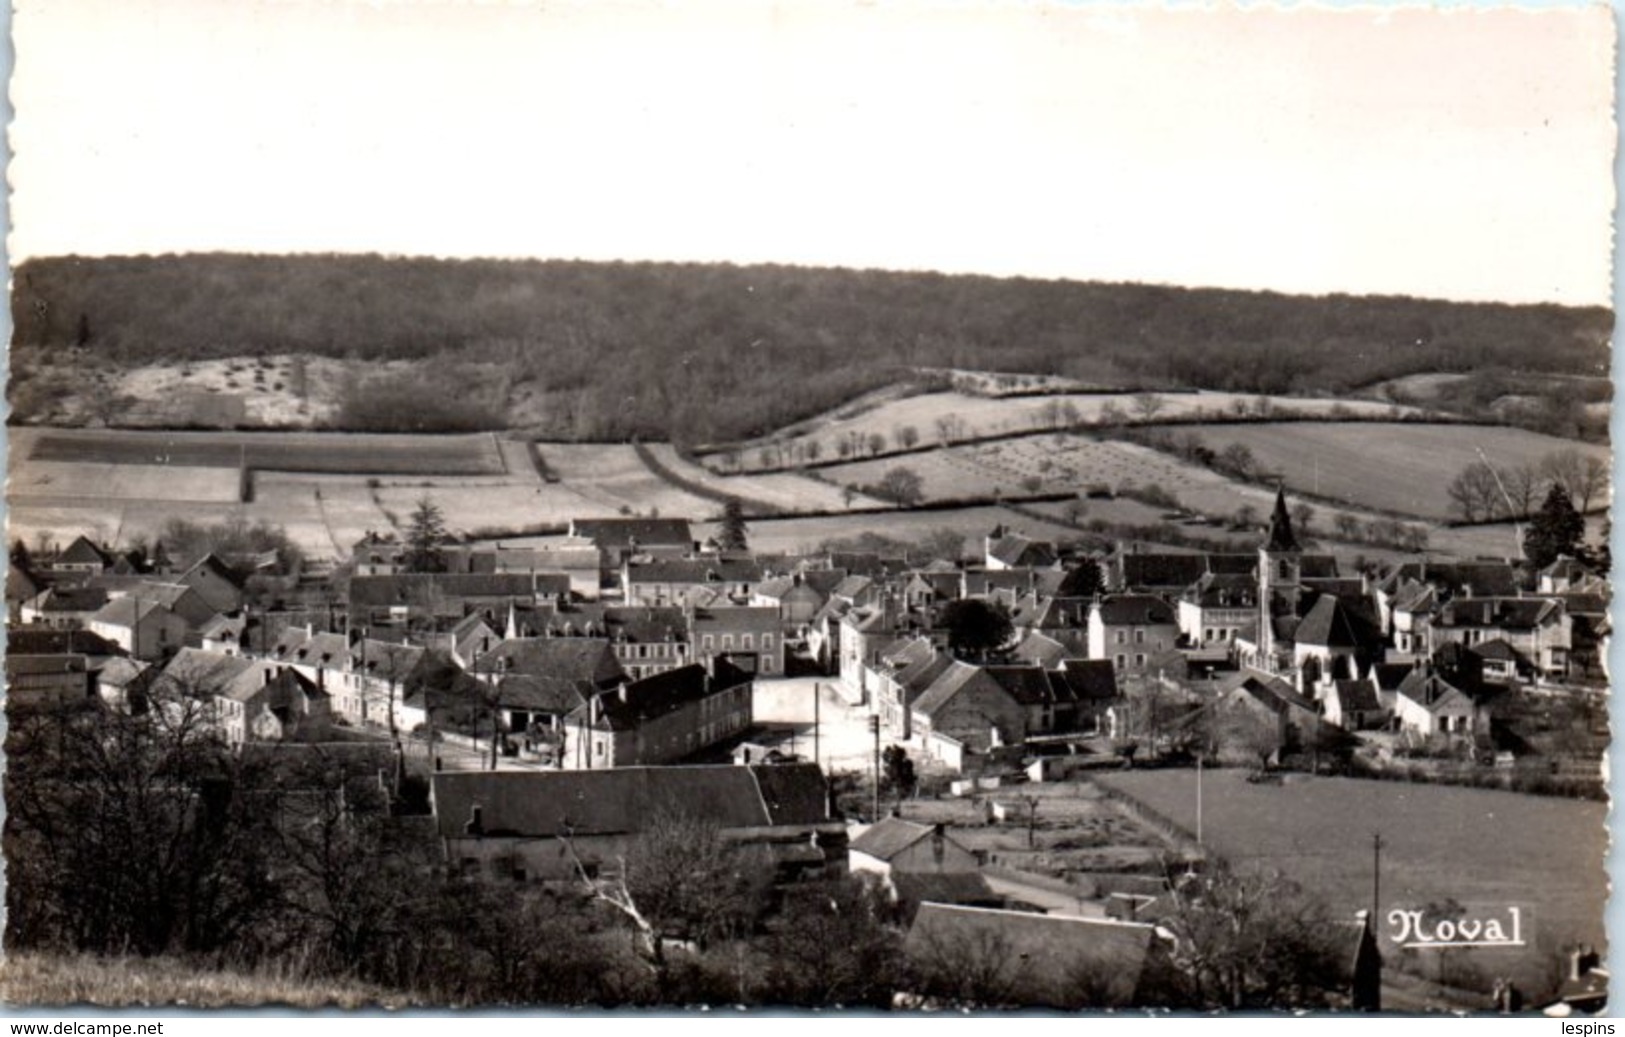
[1132, 392, 1166, 421]
[1159, 861, 1344, 1010]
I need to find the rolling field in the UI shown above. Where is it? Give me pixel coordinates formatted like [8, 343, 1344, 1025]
[1177, 422, 1611, 520]
[539, 443, 723, 518]
[637, 443, 888, 512]
[1094, 769, 1606, 991]
[23, 427, 506, 475]
[9, 460, 241, 503]
[706, 390, 1426, 473]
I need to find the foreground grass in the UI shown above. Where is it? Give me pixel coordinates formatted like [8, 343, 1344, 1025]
[0, 953, 417, 1009]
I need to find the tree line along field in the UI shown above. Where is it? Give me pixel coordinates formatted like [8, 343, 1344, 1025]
[12, 253, 1610, 445]
[1168, 422, 1612, 521]
[1093, 769, 1606, 995]
[700, 388, 1427, 473]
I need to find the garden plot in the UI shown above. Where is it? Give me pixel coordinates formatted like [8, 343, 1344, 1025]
[1178, 423, 1611, 520]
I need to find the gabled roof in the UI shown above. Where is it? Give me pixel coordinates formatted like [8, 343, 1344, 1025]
[1396, 669, 1476, 712]
[1217, 667, 1318, 715]
[430, 762, 829, 839]
[1059, 658, 1119, 700]
[850, 816, 943, 861]
[350, 639, 428, 680]
[911, 661, 989, 718]
[1332, 680, 1382, 714]
[57, 535, 113, 569]
[1469, 638, 1530, 666]
[27, 586, 110, 613]
[987, 533, 1058, 569]
[181, 553, 245, 590]
[577, 661, 751, 732]
[1294, 594, 1373, 650]
[469, 637, 625, 686]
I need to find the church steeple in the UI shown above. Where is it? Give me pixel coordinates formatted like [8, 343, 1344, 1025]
[1264, 484, 1301, 553]
[1258, 484, 1303, 671]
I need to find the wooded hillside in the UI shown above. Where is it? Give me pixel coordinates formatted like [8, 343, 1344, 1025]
[13, 253, 1612, 444]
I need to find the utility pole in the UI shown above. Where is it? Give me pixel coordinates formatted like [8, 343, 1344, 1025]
[813, 682, 821, 770]
[870, 714, 881, 820]
[1372, 832, 1385, 921]
[1196, 752, 1204, 846]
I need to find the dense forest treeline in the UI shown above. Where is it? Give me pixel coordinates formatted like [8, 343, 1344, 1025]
[13, 253, 1612, 445]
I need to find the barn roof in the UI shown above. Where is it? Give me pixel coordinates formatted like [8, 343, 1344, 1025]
[430, 762, 829, 839]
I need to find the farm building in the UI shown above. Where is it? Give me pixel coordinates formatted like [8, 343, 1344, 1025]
[849, 817, 980, 879]
[429, 763, 843, 882]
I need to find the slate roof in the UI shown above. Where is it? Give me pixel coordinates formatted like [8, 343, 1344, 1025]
[1093, 595, 1176, 626]
[578, 661, 751, 732]
[469, 637, 626, 686]
[570, 518, 695, 551]
[270, 629, 351, 668]
[1115, 552, 1209, 591]
[1294, 594, 1372, 650]
[1437, 597, 1561, 631]
[987, 533, 1059, 569]
[4, 627, 123, 657]
[850, 817, 940, 861]
[1059, 658, 1119, 700]
[430, 762, 829, 839]
[58, 535, 114, 569]
[1332, 680, 1382, 714]
[1396, 669, 1476, 711]
[349, 573, 569, 609]
[624, 558, 763, 584]
[27, 586, 110, 613]
[530, 604, 689, 643]
[1182, 572, 1257, 608]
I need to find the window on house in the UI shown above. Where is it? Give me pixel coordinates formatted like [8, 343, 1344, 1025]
[1115, 654, 1126, 670]
[763, 634, 774, 653]
[596, 741, 605, 757]
[742, 634, 754, 650]
[1135, 654, 1146, 667]
[1134, 630, 1144, 644]
[702, 635, 714, 651]
[1115, 630, 1126, 645]
[723, 635, 734, 651]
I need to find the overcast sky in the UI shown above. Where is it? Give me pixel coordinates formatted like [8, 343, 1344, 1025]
[8, 0, 1616, 306]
